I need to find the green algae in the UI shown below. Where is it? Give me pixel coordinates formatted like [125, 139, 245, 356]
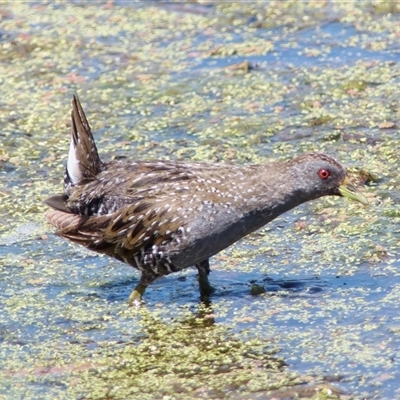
[1, 1, 400, 399]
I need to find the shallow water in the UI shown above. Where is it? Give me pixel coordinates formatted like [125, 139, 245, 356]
[1, 1, 400, 399]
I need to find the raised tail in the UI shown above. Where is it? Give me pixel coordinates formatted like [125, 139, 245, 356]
[65, 95, 102, 194]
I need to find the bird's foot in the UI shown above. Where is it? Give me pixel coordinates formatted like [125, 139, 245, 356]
[127, 290, 142, 308]
[198, 275, 215, 297]
[196, 260, 215, 297]
[127, 283, 147, 307]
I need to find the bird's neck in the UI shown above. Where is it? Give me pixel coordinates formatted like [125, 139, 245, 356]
[238, 164, 315, 234]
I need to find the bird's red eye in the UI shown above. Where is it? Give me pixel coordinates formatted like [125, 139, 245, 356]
[318, 169, 330, 180]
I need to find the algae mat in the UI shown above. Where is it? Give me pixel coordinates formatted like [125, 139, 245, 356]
[1, 1, 400, 399]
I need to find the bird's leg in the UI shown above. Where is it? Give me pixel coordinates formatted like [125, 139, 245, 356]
[128, 271, 157, 307]
[196, 259, 215, 297]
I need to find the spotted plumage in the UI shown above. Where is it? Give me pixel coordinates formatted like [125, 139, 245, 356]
[45, 95, 368, 305]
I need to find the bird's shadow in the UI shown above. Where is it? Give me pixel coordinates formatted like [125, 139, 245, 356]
[97, 270, 331, 306]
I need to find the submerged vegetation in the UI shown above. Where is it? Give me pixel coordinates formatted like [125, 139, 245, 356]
[1, 1, 400, 399]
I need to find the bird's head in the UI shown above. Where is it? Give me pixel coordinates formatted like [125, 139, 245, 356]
[288, 153, 368, 205]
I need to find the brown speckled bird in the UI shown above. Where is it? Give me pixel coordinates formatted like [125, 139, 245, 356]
[45, 95, 368, 305]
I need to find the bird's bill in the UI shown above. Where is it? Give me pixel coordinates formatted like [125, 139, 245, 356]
[338, 178, 368, 205]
